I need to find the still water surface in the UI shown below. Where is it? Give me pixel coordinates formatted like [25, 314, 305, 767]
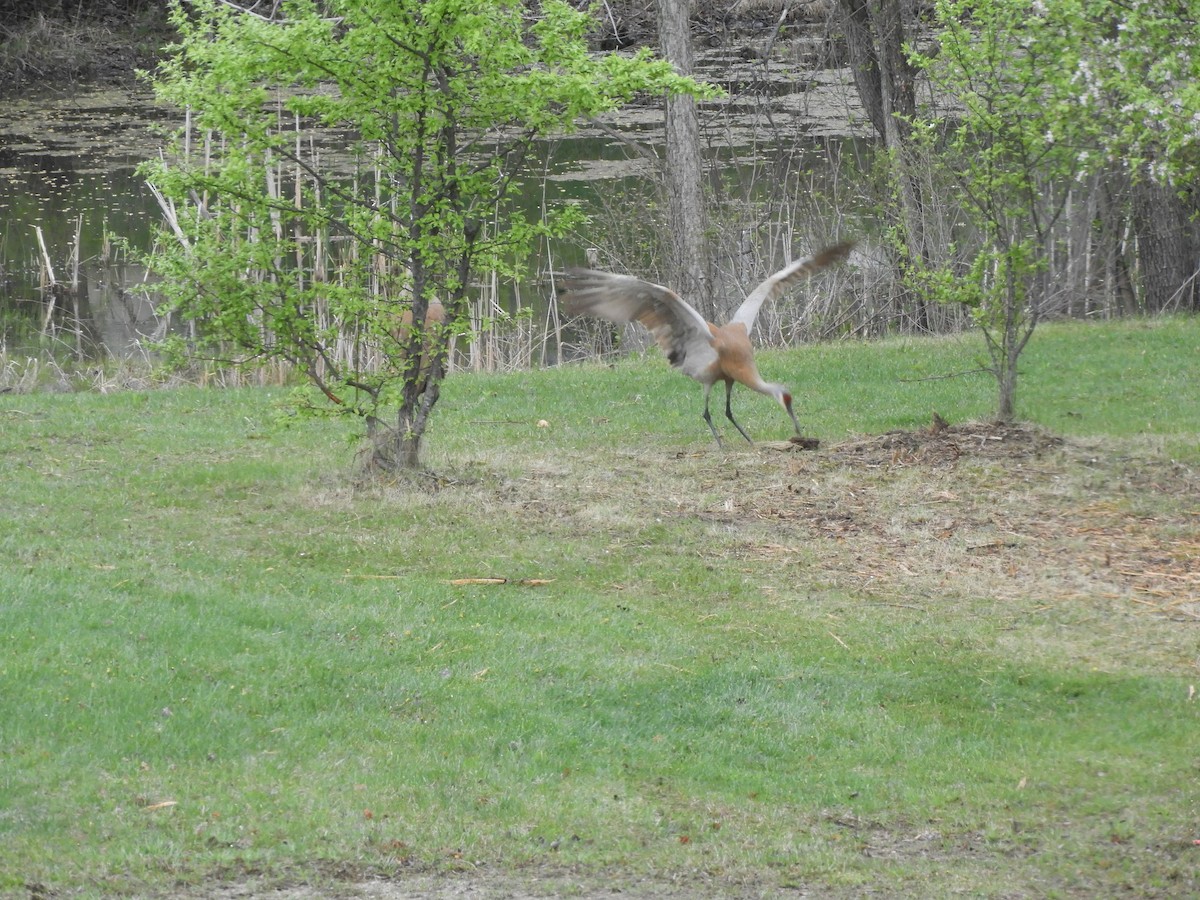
[0, 86, 173, 354]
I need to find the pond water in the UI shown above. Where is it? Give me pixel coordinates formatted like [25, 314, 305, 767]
[0, 86, 174, 356]
[0, 40, 868, 361]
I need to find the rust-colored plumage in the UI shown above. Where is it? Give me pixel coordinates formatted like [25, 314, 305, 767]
[562, 242, 853, 446]
[391, 298, 446, 378]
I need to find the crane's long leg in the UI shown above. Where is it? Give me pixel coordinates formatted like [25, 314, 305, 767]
[724, 380, 754, 444]
[701, 384, 724, 448]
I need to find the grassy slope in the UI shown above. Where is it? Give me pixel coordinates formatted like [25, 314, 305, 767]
[1, 317, 1197, 898]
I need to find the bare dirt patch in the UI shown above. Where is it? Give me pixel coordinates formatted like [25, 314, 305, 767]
[829, 417, 1065, 467]
[750, 419, 1200, 630]
[183, 866, 795, 900]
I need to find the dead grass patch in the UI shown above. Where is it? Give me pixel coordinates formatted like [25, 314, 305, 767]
[829, 418, 1066, 468]
[732, 421, 1200, 644]
[487, 418, 1197, 674]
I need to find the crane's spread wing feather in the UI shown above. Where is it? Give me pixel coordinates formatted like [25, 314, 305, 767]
[561, 269, 718, 380]
[728, 240, 854, 337]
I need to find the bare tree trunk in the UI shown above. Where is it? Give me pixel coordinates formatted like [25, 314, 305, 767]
[839, 0, 887, 138]
[657, 0, 713, 319]
[1132, 177, 1200, 312]
[1092, 175, 1138, 316]
[986, 249, 1032, 425]
[837, 0, 931, 330]
[996, 352, 1017, 423]
[370, 216, 478, 472]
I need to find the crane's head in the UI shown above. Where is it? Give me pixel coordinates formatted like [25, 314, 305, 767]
[766, 383, 802, 434]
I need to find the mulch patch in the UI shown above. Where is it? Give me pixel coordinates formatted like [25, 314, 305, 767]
[829, 416, 1064, 468]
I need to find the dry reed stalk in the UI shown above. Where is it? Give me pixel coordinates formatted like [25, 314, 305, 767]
[66, 215, 85, 356]
[34, 225, 57, 288]
[33, 225, 58, 332]
[67, 214, 82, 292]
[148, 179, 191, 249]
[466, 274, 539, 374]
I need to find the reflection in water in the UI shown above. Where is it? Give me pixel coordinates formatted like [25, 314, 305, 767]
[0, 86, 169, 356]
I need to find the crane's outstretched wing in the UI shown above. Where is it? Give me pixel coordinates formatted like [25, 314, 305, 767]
[728, 240, 854, 337]
[561, 269, 718, 380]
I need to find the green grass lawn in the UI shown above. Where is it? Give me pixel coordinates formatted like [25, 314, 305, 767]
[2, 317, 1198, 898]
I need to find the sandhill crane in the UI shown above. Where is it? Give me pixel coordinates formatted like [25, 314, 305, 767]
[391, 298, 447, 379]
[561, 241, 852, 447]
